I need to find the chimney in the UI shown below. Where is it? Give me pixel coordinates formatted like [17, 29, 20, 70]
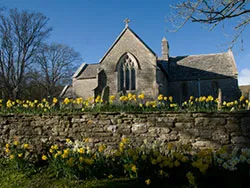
[162, 37, 169, 60]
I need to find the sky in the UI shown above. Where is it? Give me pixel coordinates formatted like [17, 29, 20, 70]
[1, 0, 250, 85]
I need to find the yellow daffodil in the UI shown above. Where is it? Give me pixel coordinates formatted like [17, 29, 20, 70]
[131, 165, 137, 173]
[53, 97, 58, 104]
[23, 143, 29, 149]
[78, 148, 84, 154]
[42, 154, 47, 160]
[158, 94, 163, 101]
[186, 172, 195, 185]
[240, 96, 244, 102]
[108, 174, 113, 179]
[145, 179, 151, 185]
[18, 153, 23, 158]
[63, 98, 70, 105]
[138, 93, 145, 100]
[169, 96, 173, 102]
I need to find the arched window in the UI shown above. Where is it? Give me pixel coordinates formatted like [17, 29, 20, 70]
[117, 53, 138, 92]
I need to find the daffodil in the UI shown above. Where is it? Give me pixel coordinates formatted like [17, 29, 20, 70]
[145, 179, 151, 185]
[131, 165, 137, 173]
[53, 97, 58, 104]
[138, 93, 145, 100]
[23, 143, 29, 149]
[42, 154, 47, 160]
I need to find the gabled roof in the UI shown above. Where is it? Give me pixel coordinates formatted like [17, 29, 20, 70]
[76, 63, 100, 79]
[166, 50, 238, 81]
[59, 85, 76, 98]
[99, 26, 157, 63]
[72, 63, 87, 78]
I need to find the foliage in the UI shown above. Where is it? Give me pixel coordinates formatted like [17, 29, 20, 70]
[0, 8, 52, 99]
[0, 93, 249, 114]
[31, 43, 82, 98]
[1, 139, 250, 187]
[168, 0, 250, 47]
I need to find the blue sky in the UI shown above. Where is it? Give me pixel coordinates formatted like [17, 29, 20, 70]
[1, 0, 250, 85]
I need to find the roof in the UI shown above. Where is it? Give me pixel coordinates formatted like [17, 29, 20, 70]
[72, 63, 87, 78]
[166, 50, 238, 81]
[59, 85, 76, 98]
[76, 63, 100, 79]
[99, 26, 157, 63]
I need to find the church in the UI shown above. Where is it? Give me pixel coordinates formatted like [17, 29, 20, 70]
[61, 19, 240, 103]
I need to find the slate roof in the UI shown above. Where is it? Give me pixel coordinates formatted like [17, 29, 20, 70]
[164, 50, 238, 81]
[74, 63, 100, 79]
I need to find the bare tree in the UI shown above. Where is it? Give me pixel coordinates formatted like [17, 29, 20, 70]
[168, 0, 250, 47]
[0, 8, 52, 99]
[33, 43, 81, 98]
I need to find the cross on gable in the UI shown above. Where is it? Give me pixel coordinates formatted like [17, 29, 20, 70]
[124, 18, 130, 27]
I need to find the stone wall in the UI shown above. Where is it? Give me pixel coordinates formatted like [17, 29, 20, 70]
[0, 112, 250, 150]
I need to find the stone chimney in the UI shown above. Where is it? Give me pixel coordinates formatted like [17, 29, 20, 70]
[162, 37, 169, 60]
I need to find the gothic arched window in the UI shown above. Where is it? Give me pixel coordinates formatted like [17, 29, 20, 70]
[117, 53, 138, 92]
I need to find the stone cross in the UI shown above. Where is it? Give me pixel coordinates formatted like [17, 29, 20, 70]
[124, 18, 130, 27]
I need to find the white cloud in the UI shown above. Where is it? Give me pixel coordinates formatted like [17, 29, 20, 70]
[238, 68, 250, 86]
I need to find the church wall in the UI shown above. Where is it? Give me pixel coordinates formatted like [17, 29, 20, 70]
[168, 78, 240, 103]
[156, 69, 168, 96]
[199, 78, 240, 101]
[100, 29, 157, 98]
[168, 80, 199, 103]
[73, 78, 97, 99]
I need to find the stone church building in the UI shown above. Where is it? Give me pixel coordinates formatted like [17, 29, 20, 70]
[61, 22, 240, 103]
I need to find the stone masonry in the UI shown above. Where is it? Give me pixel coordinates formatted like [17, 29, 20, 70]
[0, 112, 250, 151]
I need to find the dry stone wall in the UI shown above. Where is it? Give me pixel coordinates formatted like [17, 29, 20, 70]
[0, 112, 250, 150]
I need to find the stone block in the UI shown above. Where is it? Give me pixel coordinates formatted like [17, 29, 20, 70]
[106, 125, 118, 133]
[195, 117, 226, 127]
[192, 140, 220, 148]
[92, 128, 104, 132]
[98, 120, 111, 125]
[155, 121, 174, 128]
[231, 136, 250, 145]
[187, 129, 200, 138]
[131, 123, 148, 133]
[212, 129, 229, 144]
[241, 118, 250, 133]
[9, 129, 16, 137]
[160, 127, 171, 134]
[148, 127, 160, 134]
[159, 132, 178, 141]
[199, 129, 212, 139]
[175, 122, 192, 129]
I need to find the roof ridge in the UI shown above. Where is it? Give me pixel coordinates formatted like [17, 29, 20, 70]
[169, 51, 228, 58]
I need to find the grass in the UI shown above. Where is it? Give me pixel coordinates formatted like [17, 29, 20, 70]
[0, 159, 151, 188]
[0, 161, 188, 188]
[0, 168, 142, 188]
